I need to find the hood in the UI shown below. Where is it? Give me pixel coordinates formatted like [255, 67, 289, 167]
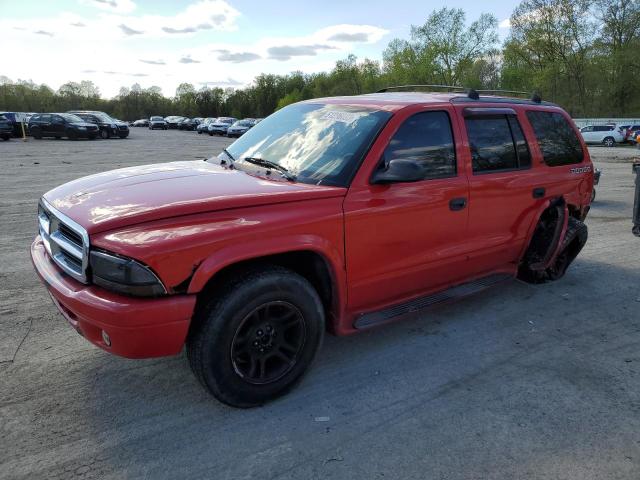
[44, 161, 346, 234]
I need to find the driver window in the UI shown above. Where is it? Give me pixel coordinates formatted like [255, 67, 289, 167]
[52, 115, 64, 124]
[383, 111, 457, 180]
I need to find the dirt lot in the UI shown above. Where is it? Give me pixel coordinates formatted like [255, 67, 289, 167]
[1, 130, 639, 480]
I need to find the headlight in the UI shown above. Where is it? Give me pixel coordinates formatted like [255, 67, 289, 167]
[111, 124, 116, 128]
[90, 250, 166, 297]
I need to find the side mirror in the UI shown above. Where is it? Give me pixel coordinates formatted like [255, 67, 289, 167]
[371, 158, 424, 184]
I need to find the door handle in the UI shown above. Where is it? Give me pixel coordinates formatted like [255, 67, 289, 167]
[532, 187, 546, 199]
[449, 197, 467, 211]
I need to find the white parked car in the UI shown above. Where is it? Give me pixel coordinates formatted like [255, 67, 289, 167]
[579, 125, 624, 147]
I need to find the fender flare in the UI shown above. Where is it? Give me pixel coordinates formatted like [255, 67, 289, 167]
[186, 234, 347, 317]
[519, 197, 569, 271]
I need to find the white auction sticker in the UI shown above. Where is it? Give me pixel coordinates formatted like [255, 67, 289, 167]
[321, 110, 363, 124]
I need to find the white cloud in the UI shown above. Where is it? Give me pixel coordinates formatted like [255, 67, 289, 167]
[316, 24, 389, 44]
[79, 0, 137, 14]
[499, 18, 511, 29]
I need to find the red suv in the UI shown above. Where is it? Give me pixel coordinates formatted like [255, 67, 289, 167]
[31, 88, 593, 407]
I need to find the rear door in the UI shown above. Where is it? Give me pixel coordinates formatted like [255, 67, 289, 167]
[457, 107, 546, 274]
[344, 106, 471, 312]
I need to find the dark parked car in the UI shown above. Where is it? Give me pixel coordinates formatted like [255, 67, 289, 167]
[0, 114, 13, 140]
[179, 118, 199, 131]
[226, 119, 255, 137]
[165, 116, 184, 129]
[207, 117, 236, 135]
[28, 113, 99, 140]
[149, 116, 168, 130]
[132, 119, 149, 127]
[68, 111, 129, 139]
[0, 111, 33, 137]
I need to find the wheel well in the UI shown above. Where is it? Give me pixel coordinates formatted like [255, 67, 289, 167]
[193, 251, 337, 329]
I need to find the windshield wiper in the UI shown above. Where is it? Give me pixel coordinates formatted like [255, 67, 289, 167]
[222, 148, 235, 164]
[242, 157, 296, 181]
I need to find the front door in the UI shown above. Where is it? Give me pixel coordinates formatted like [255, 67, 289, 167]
[344, 108, 471, 313]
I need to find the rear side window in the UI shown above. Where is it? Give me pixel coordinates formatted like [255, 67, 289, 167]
[465, 115, 531, 173]
[384, 111, 456, 180]
[526, 111, 584, 166]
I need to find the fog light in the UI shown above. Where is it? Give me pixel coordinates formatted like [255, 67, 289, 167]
[101, 330, 111, 347]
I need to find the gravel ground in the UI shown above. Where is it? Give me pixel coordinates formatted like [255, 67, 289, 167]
[1, 130, 639, 480]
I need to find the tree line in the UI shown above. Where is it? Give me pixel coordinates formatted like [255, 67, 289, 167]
[2, 0, 640, 120]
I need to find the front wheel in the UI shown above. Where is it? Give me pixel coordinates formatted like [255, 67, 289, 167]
[603, 137, 615, 147]
[187, 266, 325, 408]
[100, 129, 110, 139]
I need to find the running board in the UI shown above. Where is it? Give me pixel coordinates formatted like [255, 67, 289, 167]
[354, 273, 513, 329]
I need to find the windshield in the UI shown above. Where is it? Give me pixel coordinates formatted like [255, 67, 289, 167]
[233, 121, 252, 127]
[61, 113, 84, 123]
[218, 103, 391, 186]
[93, 112, 114, 122]
[150, 116, 163, 121]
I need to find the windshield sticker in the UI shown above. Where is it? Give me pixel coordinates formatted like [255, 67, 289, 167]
[321, 111, 364, 124]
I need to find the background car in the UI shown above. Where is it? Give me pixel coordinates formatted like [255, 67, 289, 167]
[149, 116, 167, 130]
[207, 117, 236, 135]
[579, 124, 624, 146]
[226, 119, 255, 137]
[68, 110, 129, 139]
[0, 114, 13, 140]
[28, 113, 99, 140]
[132, 119, 149, 127]
[179, 118, 199, 131]
[197, 117, 216, 134]
[164, 116, 184, 129]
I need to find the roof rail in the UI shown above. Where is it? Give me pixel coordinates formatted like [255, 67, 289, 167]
[377, 85, 466, 93]
[376, 85, 543, 103]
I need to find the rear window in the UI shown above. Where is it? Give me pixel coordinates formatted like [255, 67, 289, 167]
[465, 115, 531, 173]
[526, 111, 584, 166]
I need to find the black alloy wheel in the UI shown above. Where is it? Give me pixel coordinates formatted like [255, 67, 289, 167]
[231, 301, 307, 385]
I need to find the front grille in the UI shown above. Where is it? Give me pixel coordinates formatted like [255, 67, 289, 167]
[118, 125, 128, 131]
[38, 199, 89, 283]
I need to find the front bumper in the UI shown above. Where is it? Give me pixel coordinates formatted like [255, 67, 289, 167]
[31, 236, 196, 358]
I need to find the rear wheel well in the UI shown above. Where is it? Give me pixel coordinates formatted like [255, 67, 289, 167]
[192, 251, 336, 331]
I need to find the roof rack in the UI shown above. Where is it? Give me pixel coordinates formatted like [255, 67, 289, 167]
[377, 85, 467, 93]
[377, 85, 543, 104]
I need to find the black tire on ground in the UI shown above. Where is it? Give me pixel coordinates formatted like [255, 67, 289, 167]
[32, 129, 42, 139]
[118, 134, 128, 139]
[89, 135, 96, 140]
[187, 266, 325, 408]
[591, 188, 596, 203]
[55, 136, 61, 140]
[603, 136, 615, 147]
[1, 135, 10, 141]
[100, 129, 110, 139]
[519, 217, 588, 284]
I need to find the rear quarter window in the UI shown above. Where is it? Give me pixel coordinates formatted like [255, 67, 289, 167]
[526, 111, 584, 166]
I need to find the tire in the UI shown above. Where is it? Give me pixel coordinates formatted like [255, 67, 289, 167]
[100, 129, 110, 139]
[591, 188, 596, 203]
[198, 131, 202, 134]
[89, 135, 96, 140]
[1, 135, 10, 141]
[55, 136, 61, 140]
[32, 129, 42, 139]
[208, 131, 213, 136]
[603, 137, 615, 147]
[519, 217, 588, 283]
[118, 134, 128, 139]
[187, 266, 325, 408]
